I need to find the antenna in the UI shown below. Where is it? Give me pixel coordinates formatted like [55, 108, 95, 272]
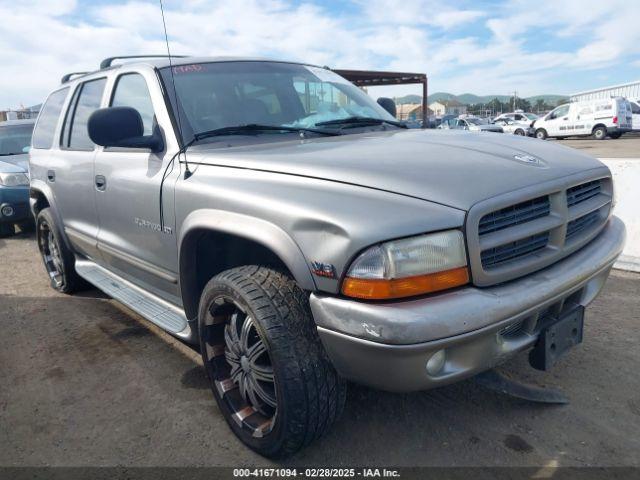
[158, 0, 192, 230]
[159, 0, 192, 179]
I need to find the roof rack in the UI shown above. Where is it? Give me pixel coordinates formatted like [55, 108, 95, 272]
[100, 55, 188, 70]
[61, 72, 90, 84]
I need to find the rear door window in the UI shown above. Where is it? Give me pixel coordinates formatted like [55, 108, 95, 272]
[61, 78, 107, 151]
[32, 88, 69, 149]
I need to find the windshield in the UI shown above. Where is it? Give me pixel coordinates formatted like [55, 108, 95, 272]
[0, 124, 34, 155]
[523, 113, 538, 120]
[465, 118, 482, 125]
[160, 62, 397, 144]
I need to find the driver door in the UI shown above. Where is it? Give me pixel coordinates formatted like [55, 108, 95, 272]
[547, 104, 570, 136]
[93, 69, 182, 304]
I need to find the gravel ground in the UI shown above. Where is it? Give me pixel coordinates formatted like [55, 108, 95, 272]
[1, 231, 639, 467]
[549, 132, 640, 158]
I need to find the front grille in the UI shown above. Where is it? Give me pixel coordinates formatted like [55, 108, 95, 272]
[481, 232, 549, 269]
[479, 196, 550, 236]
[567, 180, 602, 207]
[467, 175, 612, 286]
[566, 210, 600, 240]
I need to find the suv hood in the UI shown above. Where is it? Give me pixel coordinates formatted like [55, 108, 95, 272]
[189, 129, 607, 211]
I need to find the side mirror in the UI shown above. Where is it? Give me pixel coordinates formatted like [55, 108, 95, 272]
[22, 146, 31, 153]
[377, 97, 397, 117]
[88, 107, 163, 152]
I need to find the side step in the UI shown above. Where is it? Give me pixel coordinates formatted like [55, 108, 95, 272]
[75, 259, 193, 341]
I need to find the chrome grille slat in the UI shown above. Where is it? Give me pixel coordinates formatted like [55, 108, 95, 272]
[567, 180, 602, 207]
[478, 196, 550, 236]
[481, 232, 550, 269]
[467, 174, 612, 286]
[566, 210, 600, 240]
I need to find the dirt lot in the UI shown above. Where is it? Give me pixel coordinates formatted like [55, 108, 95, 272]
[1, 231, 640, 467]
[549, 133, 640, 158]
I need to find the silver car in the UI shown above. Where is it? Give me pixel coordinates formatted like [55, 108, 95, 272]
[493, 117, 535, 136]
[29, 56, 625, 458]
[440, 117, 504, 133]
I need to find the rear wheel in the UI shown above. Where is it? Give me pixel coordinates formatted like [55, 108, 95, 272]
[514, 129, 525, 136]
[535, 128, 548, 140]
[198, 266, 346, 458]
[36, 208, 86, 293]
[592, 126, 607, 140]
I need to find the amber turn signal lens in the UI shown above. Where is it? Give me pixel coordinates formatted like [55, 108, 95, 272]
[341, 266, 469, 300]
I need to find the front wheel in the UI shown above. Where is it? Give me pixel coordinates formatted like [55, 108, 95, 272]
[535, 128, 548, 140]
[198, 266, 346, 458]
[36, 208, 86, 293]
[592, 126, 607, 140]
[609, 132, 622, 139]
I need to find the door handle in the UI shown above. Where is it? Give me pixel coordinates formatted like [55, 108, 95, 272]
[95, 175, 107, 191]
[47, 170, 55, 182]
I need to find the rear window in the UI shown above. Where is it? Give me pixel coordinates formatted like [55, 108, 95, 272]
[32, 88, 69, 149]
[0, 124, 34, 155]
[61, 78, 107, 151]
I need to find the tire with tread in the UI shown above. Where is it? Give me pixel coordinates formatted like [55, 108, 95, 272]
[198, 266, 346, 458]
[535, 128, 547, 140]
[592, 125, 607, 140]
[36, 208, 87, 293]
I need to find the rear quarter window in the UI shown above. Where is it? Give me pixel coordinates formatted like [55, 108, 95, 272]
[32, 88, 69, 149]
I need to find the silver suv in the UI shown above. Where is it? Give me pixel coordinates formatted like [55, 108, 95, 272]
[29, 56, 626, 458]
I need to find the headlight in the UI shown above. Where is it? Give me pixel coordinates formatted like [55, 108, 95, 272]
[0, 172, 29, 187]
[341, 230, 469, 300]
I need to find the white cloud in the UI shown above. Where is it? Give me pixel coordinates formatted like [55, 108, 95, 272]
[0, 0, 639, 108]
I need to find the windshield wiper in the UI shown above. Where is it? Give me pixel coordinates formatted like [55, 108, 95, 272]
[315, 116, 407, 128]
[192, 124, 340, 143]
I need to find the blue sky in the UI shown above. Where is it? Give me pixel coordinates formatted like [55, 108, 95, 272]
[0, 0, 639, 108]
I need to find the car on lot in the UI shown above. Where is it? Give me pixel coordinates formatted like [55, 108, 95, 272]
[493, 111, 538, 123]
[533, 98, 632, 140]
[492, 117, 533, 136]
[30, 56, 625, 458]
[439, 116, 504, 133]
[0, 119, 35, 237]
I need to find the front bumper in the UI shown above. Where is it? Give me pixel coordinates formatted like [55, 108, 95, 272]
[0, 186, 30, 224]
[311, 216, 626, 392]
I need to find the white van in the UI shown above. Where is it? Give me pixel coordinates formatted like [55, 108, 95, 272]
[629, 99, 640, 131]
[533, 97, 632, 140]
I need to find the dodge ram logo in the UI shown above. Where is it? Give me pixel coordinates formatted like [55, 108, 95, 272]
[513, 154, 545, 167]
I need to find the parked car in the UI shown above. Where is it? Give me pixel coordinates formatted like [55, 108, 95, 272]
[533, 98, 632, 140]
[629, 99, 640, 131]
[493, 111, 538, 123]
[30, 56, 625, 458]
[493, 117, 534, 136]
[439, 116, 504, 133]
[0, 119, 35, 236]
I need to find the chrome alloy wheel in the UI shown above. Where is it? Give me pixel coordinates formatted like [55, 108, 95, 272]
[38, 220, 64, 288]
[202, 296, 278, 438]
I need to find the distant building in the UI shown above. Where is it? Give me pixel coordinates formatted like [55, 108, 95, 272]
[571, 80, 640, 102]
[0, 104, 40, 122]
[396, 103, 433, 121]
[428, 99, 467, 116]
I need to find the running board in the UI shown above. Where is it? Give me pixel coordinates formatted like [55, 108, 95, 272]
[75, 259, 193, 341]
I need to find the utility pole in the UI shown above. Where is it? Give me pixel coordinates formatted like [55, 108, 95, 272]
[512, 91, 518, 111]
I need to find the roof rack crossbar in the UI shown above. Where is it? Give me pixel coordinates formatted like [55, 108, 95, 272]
[61, 72, 90, 84]
[100, 55, 188, 69]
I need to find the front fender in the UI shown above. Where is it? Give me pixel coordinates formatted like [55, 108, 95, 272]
[178, 209, 317, 319]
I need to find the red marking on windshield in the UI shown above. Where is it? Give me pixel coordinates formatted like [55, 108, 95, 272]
[172, 64, 205, 74]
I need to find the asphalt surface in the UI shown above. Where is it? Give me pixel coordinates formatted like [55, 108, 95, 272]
[549, 133, 640, 158]
[1, 231, 639, 467]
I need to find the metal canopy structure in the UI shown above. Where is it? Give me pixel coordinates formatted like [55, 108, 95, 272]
[333, 69, 428, 126]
